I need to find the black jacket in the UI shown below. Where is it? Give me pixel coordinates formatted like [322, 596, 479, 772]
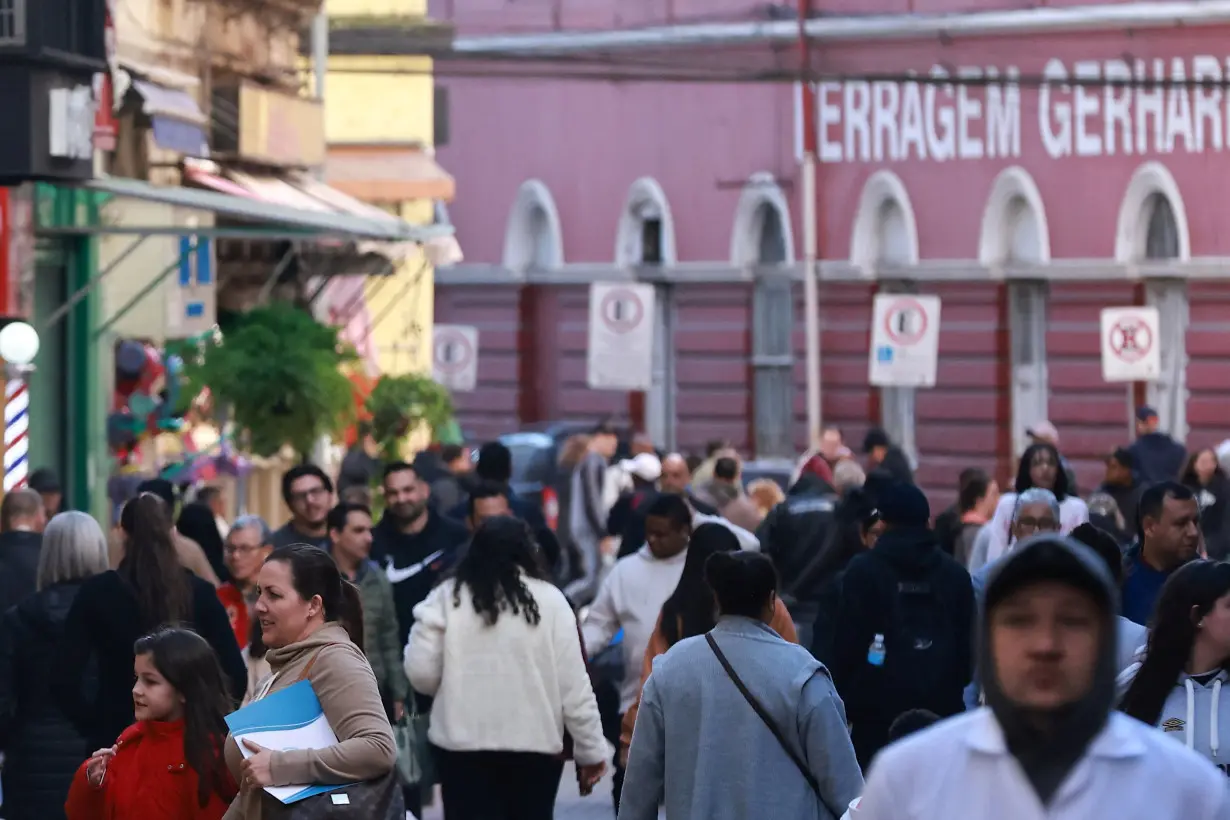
[830, 526, 974, 768]
[0, 530, 42, 617]
[877, 446, 915, 485]
[1128, 432, 1187, 485]
[756, 474, 839, 614]
[0, 581, 91, 820]
[371, 510, 469, 644]
[52, 570, 246, 751]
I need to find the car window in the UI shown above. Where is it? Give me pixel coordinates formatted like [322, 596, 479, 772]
[500, 433, 556, 486]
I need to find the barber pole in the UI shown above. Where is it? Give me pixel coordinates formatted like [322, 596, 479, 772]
[3, 378, 28, 492]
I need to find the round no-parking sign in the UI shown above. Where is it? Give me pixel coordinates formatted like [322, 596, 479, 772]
[432, 325, 479, 392]
[1100, 306, 1161, 383]
[884, 298, 930, 345]
[1107, 315, 1153, 363]
[599, 288, 645, 334]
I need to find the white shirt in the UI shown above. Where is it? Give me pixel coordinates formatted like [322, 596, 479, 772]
[404, 575, 611, 766]
[581, 546, 688, 714]
[984, 493, 1089, 566]
[854, 709, 1230, 820]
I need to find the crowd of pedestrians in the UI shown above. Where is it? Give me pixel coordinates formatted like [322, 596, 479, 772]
[0, 404, 1228, 820]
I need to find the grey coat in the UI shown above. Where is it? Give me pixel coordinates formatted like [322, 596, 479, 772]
[620, 617, 863, 820]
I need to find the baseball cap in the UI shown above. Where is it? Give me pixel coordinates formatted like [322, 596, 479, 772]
[619, 453, 662, 483]
[1026, 420, 1059, 445]
[1136, 405, 1159, 423]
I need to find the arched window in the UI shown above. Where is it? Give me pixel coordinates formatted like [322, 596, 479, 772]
[1145, 195, 1180, 260]
[502, 180, 564, 273]
[850, 171, 920, 462]
[615, 177, 677, 267]
[850, 170, 919, 274]
[732, 174, 796, 457]
[980, 166, 1052, 456]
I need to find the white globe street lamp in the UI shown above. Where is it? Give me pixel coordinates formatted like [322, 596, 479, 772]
[0, 322, 40, 366]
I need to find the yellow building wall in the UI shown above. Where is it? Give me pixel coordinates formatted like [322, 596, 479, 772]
[325, 53, 437, 377]
[327, 0, 426, 17]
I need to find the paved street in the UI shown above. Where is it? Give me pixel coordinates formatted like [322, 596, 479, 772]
[420, 762, 662, 819]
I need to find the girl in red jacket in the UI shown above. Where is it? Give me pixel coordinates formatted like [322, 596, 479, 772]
[66, 627, 237, 820]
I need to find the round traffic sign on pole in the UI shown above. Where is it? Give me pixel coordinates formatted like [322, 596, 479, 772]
[1108, 315, 1154, 364]
[433, 328, 474, 375]
[884, 297, 929, 346]
[599, 288, 645, 334]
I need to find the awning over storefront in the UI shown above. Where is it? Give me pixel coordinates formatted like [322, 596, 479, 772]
[72, 173, 453, 244]
[130, 80, 209, 157]
[325, 145, 455, 203]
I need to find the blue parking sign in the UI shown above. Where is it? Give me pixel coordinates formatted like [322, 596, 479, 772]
[876, 345, 895, 363]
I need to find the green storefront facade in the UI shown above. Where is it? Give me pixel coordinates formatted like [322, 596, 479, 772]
[31, 184, 107, 523]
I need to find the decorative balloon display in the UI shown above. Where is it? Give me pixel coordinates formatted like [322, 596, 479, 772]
[108, 342, 188, 457]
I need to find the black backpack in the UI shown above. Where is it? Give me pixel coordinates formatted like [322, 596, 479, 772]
[868, 552, 958, 707]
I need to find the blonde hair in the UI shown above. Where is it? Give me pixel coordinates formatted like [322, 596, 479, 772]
[746, 479, 785, 517]
[38, 511, 109, 591]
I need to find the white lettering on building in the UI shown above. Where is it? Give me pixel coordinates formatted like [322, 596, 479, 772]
[816, 55, 1230, 162]
[48, 86, 96, 161]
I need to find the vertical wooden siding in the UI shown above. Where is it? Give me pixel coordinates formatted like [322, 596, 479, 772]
[1186, 281, 1230, 453]
[797, 282, 877, 454]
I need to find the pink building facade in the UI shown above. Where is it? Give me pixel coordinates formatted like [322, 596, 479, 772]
[433, 0, 1230, 497]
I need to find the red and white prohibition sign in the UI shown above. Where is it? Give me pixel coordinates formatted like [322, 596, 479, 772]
[884, 298, 929, 346]
[1107, 314, 1154, 364]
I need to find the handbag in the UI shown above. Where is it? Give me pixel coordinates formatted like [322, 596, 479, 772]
[260, 769, 403, 820]
[706, 633, 843, 819]
[256, 652, 406, 820]
[394, 696, 436, 787]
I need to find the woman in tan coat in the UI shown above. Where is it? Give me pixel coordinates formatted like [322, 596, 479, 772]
[619, 524, 797, 759]
[222, 544, 396, 819]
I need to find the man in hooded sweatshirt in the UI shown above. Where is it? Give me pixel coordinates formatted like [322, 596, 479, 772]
[854, 535, 1230, 820]
[829, 481, 973, 769]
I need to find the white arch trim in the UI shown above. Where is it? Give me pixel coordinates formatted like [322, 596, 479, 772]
[978, 166, 1051, 266]
[730, 171, 796, 266]
[615, 176, 678, 266]
[849, 169, 920, 271]
[502, 179, 565, 272]
[1115, 161, 1191, 262]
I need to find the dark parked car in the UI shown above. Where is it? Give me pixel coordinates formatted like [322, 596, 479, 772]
[499, 421, 634, 530]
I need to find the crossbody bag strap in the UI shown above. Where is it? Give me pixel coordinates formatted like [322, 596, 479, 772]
[706, 633, 842, 819]
[296, 649, 324, 683]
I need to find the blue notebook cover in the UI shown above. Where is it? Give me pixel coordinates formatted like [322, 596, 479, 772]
[226, 680, 357, 804]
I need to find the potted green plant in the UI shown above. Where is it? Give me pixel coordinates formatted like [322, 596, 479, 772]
[364, 373, 455, 462]
[184, 303, 357, 458]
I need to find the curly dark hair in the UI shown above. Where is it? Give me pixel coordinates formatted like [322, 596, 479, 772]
[452, 515, 548, 626]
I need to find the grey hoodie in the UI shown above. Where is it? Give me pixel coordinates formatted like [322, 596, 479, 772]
[981, 535, 1120, 807]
